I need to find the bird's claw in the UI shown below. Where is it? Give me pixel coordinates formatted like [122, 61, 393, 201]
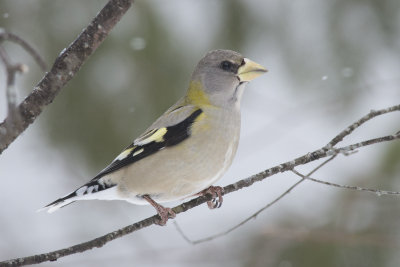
[154, 206, 176, 226]
[142, 194, 175, 226]
[201, 186, 224, 209]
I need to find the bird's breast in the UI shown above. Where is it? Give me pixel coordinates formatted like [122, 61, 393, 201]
[117, 107, 241, 203]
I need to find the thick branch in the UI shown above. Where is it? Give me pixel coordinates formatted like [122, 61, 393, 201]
[1, 105, 399, 266]
[0, 0, 133, 154]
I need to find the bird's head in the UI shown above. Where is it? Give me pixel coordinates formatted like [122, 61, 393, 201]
[188, 49, 267, 108]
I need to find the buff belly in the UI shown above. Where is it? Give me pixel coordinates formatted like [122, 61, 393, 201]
[110, 108, 240, 205]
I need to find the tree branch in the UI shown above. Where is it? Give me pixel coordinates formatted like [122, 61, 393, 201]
[0, 30, 46, 145]
[0, 46, 25, 136]
[0, 30, 47, 71]
[1, 104, 399, 266]
[174, 127, 400, 244]
[174, 155, 338, 245]
[292, 169, 400, 196]
[324, 105, 400, 149]
[0, 0, 134, 154]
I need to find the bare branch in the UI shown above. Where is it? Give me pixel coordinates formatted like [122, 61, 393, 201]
[334, 133, 400, 154]
[0, 30, 46, 143]
[174, 130, 400, 244]
[324, 105, 400, 149]
[0, 105, 400, 267]
[0, 34, 36, 149]
[0, 30, 47, 71]
[222, 131, 400, 197]
[0, 45, 24, 131]
[1, 104, 399, 266]
[174, 129, 400, 244]
[0, 0, 134, 154]
[292, 169, 400, 196]
[174, 155, 337, 245]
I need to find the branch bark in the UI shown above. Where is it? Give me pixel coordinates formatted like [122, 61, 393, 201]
[1, 104, 399, 266]
[0, 31, 46, 147]
[0, 30, 47, 71]
[0, 0, 134, 154]
[174, 155, 338, 245]
[292, 169, 400, 196]
[0, 0, 396, 265]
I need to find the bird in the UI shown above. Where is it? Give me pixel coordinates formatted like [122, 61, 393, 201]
[40, 49, 267, 225]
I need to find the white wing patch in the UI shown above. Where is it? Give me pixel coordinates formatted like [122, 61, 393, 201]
[112, 128, 166, 163]
[132, 148, 144, 157]
[115, 147, 135, 161]
[76, 186, 88, 196]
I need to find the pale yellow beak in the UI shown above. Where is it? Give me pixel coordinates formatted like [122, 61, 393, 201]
[237, 58, 268, 82]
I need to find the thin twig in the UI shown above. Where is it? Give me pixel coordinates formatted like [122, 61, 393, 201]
[0, 30, 46, 132]
[174, 155, 337, 245]
[292, 169, 400, 196]
[0, 0, 134, 154]
[173, 131, 400, 244]
[222, 132, 400, 197]
[0, 30, 47, 71]
[1, 105, 399, 266]
[324, 105, 400, 149]
[0, 45, 27, 136]
[335, 133, 400, 154]
[220, 104, 400, 197]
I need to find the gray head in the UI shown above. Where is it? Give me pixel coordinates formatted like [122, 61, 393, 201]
[189, 49, 267, 108]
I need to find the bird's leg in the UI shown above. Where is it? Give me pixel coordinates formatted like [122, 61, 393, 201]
[143, 195, 176, 226]
[198, 186, 224, 209]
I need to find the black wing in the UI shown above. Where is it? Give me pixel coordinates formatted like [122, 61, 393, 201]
[91, 108, 203, 180]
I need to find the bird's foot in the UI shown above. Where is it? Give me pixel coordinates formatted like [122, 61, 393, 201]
[200, 186, 224, 209]
[143, 195, 176, 226]
[154, 206, 176, 226]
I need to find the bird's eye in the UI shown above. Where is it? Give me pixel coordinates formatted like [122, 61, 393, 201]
[220, 60, 233, 71]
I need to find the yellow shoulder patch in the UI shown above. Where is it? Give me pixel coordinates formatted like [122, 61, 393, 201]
[186, 81, 211, 106]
